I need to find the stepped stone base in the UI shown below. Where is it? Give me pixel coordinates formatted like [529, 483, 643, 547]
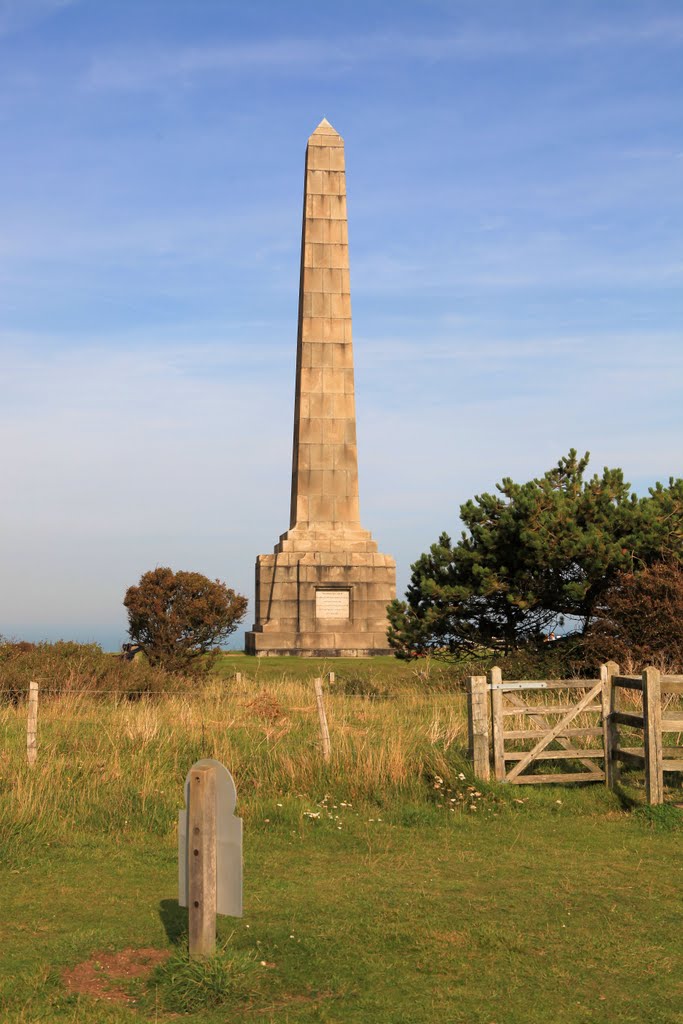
[245, 529, 395, 657]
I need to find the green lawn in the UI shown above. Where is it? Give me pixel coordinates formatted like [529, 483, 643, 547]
[2, 797, 682, 1023]
[2, 667, 681, 1023]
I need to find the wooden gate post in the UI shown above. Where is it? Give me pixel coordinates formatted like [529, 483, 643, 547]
[467, 676, 490, 780]
[488, 667, 505, 781]
[601, 662, 619, 790]
[188, 765, 217, 957]
[314, 678, 331, 763]
[642, 667, 663, 805]
[27, 681, 39, 767]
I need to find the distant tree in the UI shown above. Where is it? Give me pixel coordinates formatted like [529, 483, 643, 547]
[583, 560, 683, 670]
[387, 451, 683, 659]
[124, 568, 247, 673]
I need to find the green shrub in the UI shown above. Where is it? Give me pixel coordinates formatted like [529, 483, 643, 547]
[0, 640, 191, 700]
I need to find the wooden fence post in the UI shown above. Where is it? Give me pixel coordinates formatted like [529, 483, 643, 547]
[234, 672, 242, 684]
[314, 678, 331, 763]
[467, 676, 490, 780]
[488, 667, 506, 782]
[27, 681, 38, 767]
[328, 671, 335, 685]
[642, 667, 663, 806]
[188, 765, 217, 958]
[601, 661, 619, 790]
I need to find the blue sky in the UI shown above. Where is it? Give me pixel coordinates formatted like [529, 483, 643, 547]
[1, 0, 681, 650]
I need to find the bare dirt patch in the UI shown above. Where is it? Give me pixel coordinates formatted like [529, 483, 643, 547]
[62, 946, 170, 1005]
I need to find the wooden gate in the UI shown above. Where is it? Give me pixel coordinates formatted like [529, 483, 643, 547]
[468, 663, 682, 801]
[468, 670, 606, 785]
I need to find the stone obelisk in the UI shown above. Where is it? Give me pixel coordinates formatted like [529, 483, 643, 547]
[245, 119, 396, 656]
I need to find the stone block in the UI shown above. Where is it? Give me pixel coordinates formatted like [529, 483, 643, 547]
[329, 292, 351, 318]
[322, 318, 347, 342]
[322, 268, 343, 293]
[302, 341, 322, 367]
[320, 170, 345, 195]
[300, 367, 322, 393]
[334, 496, 359, 522]
[302, 267, 323, 292]
[307, 146, 330, 171]
[328, 219, 347, 243]
[329, 148, 345, 171]
[321, 368, 345, 394]
[334, 442, 358, 471]
[299, 418, 323, 444]
[322, 418, 345, 444]
[309, 495, 334, 521]
[333, 393, 355, 419]
[306, 170, 324, 195]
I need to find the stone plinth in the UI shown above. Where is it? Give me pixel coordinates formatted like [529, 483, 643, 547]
[245, 119, 395, 657]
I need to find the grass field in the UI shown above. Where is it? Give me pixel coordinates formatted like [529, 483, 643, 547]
[1, 659, 682, 1023]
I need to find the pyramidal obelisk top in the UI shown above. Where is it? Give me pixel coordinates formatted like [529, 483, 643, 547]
[245, 120, 396, 657]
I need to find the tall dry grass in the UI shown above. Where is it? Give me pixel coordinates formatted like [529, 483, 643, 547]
[0, 675, 471, 853]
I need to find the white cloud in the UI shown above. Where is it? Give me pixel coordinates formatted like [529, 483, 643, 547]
[84, 18, 683, 91]
[0, 0, 76, 37]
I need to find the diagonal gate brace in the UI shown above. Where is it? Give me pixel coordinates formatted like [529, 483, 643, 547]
[506, 681, 603, 783]
[504, 691, 604, 777]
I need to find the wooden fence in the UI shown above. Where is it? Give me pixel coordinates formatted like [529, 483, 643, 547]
[468, 663, 683, 805]
[603, 662, 683, 804]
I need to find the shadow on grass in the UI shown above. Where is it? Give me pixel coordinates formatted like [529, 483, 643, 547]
[159, 899, 187, 944]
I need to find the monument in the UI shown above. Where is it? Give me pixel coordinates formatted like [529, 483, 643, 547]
[245, 119, 396, 657]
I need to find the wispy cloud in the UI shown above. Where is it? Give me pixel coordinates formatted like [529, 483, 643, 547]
[0, 0, 76, 38]
[84, 18, 683, 91]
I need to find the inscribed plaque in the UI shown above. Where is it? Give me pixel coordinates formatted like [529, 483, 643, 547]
[316, 589, 350, 619]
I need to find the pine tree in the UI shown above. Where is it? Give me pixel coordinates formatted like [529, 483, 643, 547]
[387, 451, 682, 658]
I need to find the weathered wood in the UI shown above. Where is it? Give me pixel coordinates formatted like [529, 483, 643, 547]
[488, 667, 505, 781]
[512, 771, 605, 785]
[506, 681, 603, 782]
[468, 676, 490, 780]
[602, 661, 621, 790]
[613, 748, 645, 768]
[234, 672, 242, 683]
[188, 765, 217, 958]
[328, 671, 335, 685]
[610, 711, 645, 728]
[642, 667, 663, 805]
[661, 714, 683, 730]
[504, 747, 603, 761]
[498, 680, 601, 691]
[662, 758, 683, 771]
[26, 681, 38, 767]
[503, 726, 603, 740]
[612, 675, 643, 691]
[501, 704, 602, 716]
[314, 678, 331, 763]
[503, 690, 602, 773]
[620, 745, 680, 757]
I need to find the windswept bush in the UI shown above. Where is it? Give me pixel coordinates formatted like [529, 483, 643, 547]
[124, 568, 247, 674]
[583, 561, 683, 671]
[0, 640, 191, 701]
